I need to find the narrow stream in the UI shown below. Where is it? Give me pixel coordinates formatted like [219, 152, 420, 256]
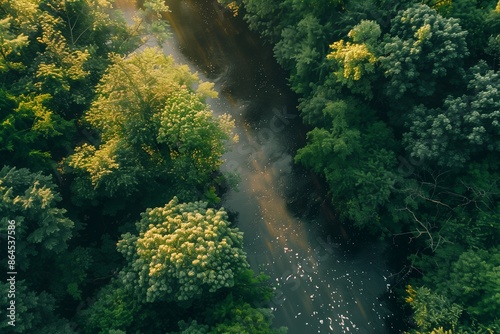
[117, 1, 394, 333]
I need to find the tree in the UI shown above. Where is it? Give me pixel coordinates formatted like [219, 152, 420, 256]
[0, 0, 142, 172]
[64, 48, 235, 204]
[448, 248, 500, 324]
[0, 280, 76, 334]
[217, 0, 500, 333]
[273, 14, 330, 94]
[0, 16, 28, 72]
[0, 166, 74, 271]
[409, 246, 500, 332]
[48, 246, 93, 301]
[80, 206, 277, 334]
[404, 285, 463, 334]
[117, 197, 249, 303]
[295, 98, 398, 232]
[326, 20, 381, 99]
[209, 302, 287, 334]
[0, 90, 75, 171]
[438, 0, 499, 58]
[380, 4, 468, 100]
[34, 8, 90, 96]
[170, 296, 287, 334]
[78, 280, 140, 334]
[403, 61, 500, 168]
[173, 320, 210, 334]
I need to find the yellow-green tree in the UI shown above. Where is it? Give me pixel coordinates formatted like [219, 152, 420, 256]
[0, 166, 74, 270]
[326, 20, 381, 99]
[64, 48, 235, 203]
[0, 0, 140, 171]
[117, 197, 248, 302]
[380, 4, 468, 99]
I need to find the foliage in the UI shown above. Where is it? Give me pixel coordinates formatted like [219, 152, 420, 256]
[273, 14, 329, 94]
[117, 197, 249, 302]
[0, 280, 76, 334]
[3, 0, 499, 332]
[1, 1, 284, 334]
[174, 320, 210, 334]
[0, 0, 140, 171]
[209, 302, 287, 334]
[170, 296, 287, 334]
[448, 248, 500, 323]
[49, 246, 93, 301]
[139, 0, 171, 44]
[239, 0, 500, 332]
[379, 4, 468, 100]
[328, 41, 376, 81]
[82, 201, 278, 334]
[404, 285, 462, 334]
[0, 90, 74, 171]
[439, 0, 500, 57]
[296, 96, 398, 233]
[64, 48, 235, 204]
[0, 166, 74, 270]
[326, 20, 380, 98]
[0, 16, 28, 72]
[78, 280, 139, 334]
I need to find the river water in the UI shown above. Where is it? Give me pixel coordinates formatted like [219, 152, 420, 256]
[116, 1, 394, 333]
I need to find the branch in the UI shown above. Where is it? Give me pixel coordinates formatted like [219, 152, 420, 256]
[395, 207, 452, 252]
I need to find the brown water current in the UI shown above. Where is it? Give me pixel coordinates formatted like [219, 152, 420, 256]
[116, 1, 395, 332]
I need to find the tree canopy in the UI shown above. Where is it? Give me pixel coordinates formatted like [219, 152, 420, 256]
[3, 0, 500, 332]
[118, 197, 248, 303]
[0, 166, 74, 269]
[64, 48, 235, 206]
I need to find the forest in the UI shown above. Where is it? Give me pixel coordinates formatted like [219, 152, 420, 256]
[216, 0, 500, 333]
[0, 0, 286, 333]
[0, 0, 499, 333]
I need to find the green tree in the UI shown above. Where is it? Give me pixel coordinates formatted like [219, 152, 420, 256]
[0, 166, 74, 270]
[439, 0, 499, 58]
[403, 61, 500, 168]
[295, 98, 397, 232]
[0, 16, 28, 72]
[170, 296, 287, 334]
[174, 320, 210, 334]
[404, 285, 462, 334]
[64, 48, 235, 204]
[448, 248, 500, 324]
[48, 246, 93, 301]
[326, 20, 381, 98]
[0, 0, 141, 171]
[117, 197, 249, 303]
[222, 0, 500, 333]
[380, 4, 468, 100]
[0, 90, 74, 171]
[78, 280, 139, 334]
[209, 302, 287, 334]
[0, 280, 76, 334]
[273, 14, 330, 94]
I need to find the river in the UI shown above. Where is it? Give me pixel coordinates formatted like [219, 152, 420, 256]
[116, 1, 395, 333]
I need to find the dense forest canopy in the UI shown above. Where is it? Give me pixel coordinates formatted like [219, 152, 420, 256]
[1, 0, 499, 333]
[1, 0, 284, 333]
[217, 0, 500, 332]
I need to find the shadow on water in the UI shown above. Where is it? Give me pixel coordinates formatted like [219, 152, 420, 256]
[116, 0, 397, 332]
